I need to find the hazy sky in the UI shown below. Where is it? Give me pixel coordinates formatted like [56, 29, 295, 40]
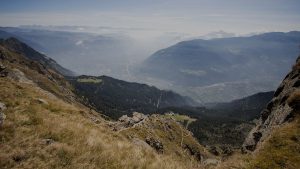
[1, 0, 300, 37]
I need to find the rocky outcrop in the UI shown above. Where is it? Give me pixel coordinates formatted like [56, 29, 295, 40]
[116, 113, 216, 164]
[7, 68, 34, 84]
[0, 62, 8, 77]
[0, 102, 6, 126]
[111, 112, 148, 130]
[145, 137, 164, 153]
[242, 56, 300, 152]
[182, 144, 203, 161]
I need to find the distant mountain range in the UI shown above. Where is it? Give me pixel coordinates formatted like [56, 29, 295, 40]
[1, 27, 299, 104]
[135, 31, 300, 103]
[0, 27, 142, 79]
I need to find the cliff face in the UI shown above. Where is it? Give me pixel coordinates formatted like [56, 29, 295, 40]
[243, 56, 300, 152]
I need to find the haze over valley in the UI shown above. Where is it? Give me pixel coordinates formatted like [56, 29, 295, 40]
[0, 1, 300, 169]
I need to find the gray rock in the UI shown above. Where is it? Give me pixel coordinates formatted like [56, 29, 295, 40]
[0, 63, 6, 72]
[0, 102, 6, 111]
[36, 98, 49, 105]
[115, 112, 148, 130]
[0, 63, 8, 77]
[203, 158, 219, 166]
[182, 144, 203, 161]
[8, 69, 33, 84]
[0, 102, 7, 126]
[43, 138, 55, 145]
[132, 138, 153, 151]
[145, 137, 164, 154]
[242, 56, 300, 153]
[132, 112, 146, 123]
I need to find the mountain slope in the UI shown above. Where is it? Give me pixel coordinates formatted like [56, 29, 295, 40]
[216, 56, 300, 169]
[67, 75, 195, 120]
[210, 91, 274, 120]
[0, 39, 213, 169]
[0, 37, 75, 76]
[136, 31, 300, 103]
[243, 56, 300, 152]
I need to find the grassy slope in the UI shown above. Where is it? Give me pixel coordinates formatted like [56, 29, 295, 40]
[0, 44, 208, 168]
[216, 116, 300, 169]
[0, 77, 197, 169]
[247, 115, 300, 169]
[120, 115, 213, 166]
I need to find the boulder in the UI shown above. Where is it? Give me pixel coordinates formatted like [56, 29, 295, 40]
[203, 158, 219, 166]
[132, 112, 146, 123]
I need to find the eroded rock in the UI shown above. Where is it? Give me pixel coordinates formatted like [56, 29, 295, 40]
[7, 68, 33, 84]
[242, 56, 300, 153]
[182, 144, 203, 161]
[145, 137, 164, 153]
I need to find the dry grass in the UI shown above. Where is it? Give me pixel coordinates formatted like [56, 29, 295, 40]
[120, 115, 215, 169]
[0, 78, 201, 169]
[218, 116, 300, 169]
[246, 115, 300, 169]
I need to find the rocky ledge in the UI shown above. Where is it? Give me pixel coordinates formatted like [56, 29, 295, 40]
[243, 56, 300, 152]
[110, 112, 148, 131]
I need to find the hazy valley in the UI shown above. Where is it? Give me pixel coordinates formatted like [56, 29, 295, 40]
[0, 1, 300, 169]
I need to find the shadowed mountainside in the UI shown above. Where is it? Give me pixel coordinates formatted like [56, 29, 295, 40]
[67, 75, 196, 120]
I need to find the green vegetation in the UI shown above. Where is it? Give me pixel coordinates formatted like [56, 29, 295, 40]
[77, 78, 102, 83]
[68, 75, 191, 120]
[164, 113, 196, 127]
[158, 107, 256, 149]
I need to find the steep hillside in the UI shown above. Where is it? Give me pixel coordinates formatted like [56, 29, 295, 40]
[136, 31, 300, 103]
[0, 39, 214, 168]
[243, 56, 300, 152]
[0, 37, 75, 76]
[218, 56, 300, 169]
[67, 75, 195, 120]
[210, 91, 274, 120]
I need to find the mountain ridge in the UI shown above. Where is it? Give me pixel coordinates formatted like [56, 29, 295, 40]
[0, 37, 75, 76]
[136, 31, 300, 103]
[67, 75, 196, 120]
